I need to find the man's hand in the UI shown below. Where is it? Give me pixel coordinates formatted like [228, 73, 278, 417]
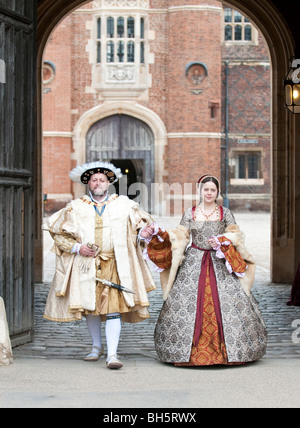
[140, 224, 155, 239]
[79, 244, 96, 257]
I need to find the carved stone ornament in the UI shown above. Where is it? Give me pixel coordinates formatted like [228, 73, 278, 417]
[93, 0, 149, 9]
[106, 64, 135, 82]
[186, 62, 208, 85]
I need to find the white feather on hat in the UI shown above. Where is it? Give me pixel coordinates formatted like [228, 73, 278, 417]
[69, 161, 122, 185]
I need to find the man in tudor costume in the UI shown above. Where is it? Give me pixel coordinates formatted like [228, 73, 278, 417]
[43, 161, 156, 369]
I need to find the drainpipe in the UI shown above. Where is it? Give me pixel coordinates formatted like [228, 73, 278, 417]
[223, 60, 229, 208]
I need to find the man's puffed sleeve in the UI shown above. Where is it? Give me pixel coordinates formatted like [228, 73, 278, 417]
[129, 203, 154, 234]
[42, 204, 82, 253]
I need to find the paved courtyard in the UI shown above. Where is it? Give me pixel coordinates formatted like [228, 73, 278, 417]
[13, 212, 300, 361]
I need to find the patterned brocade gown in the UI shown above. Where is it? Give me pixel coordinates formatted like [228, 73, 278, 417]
[154, 206, 267, 365]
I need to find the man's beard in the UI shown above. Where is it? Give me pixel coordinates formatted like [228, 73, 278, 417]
[90, 187, 108, 198]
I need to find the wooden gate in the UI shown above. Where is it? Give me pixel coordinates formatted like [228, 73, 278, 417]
[0, 1, 37, 346]
[86, 114, 154, 211]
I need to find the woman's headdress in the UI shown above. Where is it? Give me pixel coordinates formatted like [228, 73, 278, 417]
[197, 174, 220, 188]
[197, 174, 220, 199]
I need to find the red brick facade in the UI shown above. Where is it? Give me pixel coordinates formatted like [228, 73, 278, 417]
[42, 0, 270, 214]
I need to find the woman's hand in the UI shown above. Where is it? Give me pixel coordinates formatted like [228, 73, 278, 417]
[140, 224, 155, 239]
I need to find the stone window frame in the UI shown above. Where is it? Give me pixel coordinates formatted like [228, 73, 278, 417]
[222, 7, 258, 45]
[95, 14, 146, 65]
[229, 148, 264, 185]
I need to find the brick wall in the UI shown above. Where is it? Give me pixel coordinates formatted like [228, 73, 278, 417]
[42, 15, 73, 206]
[42, 0, 271, 214]
[42, 16, 72, 133]
[221, 31, 271, 211]
[163, 1, 223, 191]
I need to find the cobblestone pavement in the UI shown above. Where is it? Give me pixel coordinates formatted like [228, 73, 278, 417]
[13, 213, 300, 361]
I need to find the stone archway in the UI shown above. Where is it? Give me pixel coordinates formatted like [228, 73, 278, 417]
[86, 114, 155, 211]
[36, 0, 299, 283]
[71, 102, 167, 202]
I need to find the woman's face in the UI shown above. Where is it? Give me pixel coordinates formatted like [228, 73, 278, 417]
[201, 181, 218, 204]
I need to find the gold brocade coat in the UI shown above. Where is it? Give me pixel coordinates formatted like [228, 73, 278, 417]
[42, 194, 156, 323]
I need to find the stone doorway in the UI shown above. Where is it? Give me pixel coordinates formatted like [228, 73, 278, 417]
[86, 114, 154, 211]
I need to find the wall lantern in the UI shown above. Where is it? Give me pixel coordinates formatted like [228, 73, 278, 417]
[284, 58, 300, 114]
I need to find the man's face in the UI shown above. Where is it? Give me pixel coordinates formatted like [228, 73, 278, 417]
[88, 173, 110, 198]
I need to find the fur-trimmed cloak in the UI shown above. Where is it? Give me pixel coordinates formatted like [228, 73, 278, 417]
[42, 195, 156, 323]
[159, 223, 256, 300]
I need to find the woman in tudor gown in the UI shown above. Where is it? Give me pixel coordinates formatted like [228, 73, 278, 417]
[147, 175, 267, 366]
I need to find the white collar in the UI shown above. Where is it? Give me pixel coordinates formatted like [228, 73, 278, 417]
[89, 191, 109, 204]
